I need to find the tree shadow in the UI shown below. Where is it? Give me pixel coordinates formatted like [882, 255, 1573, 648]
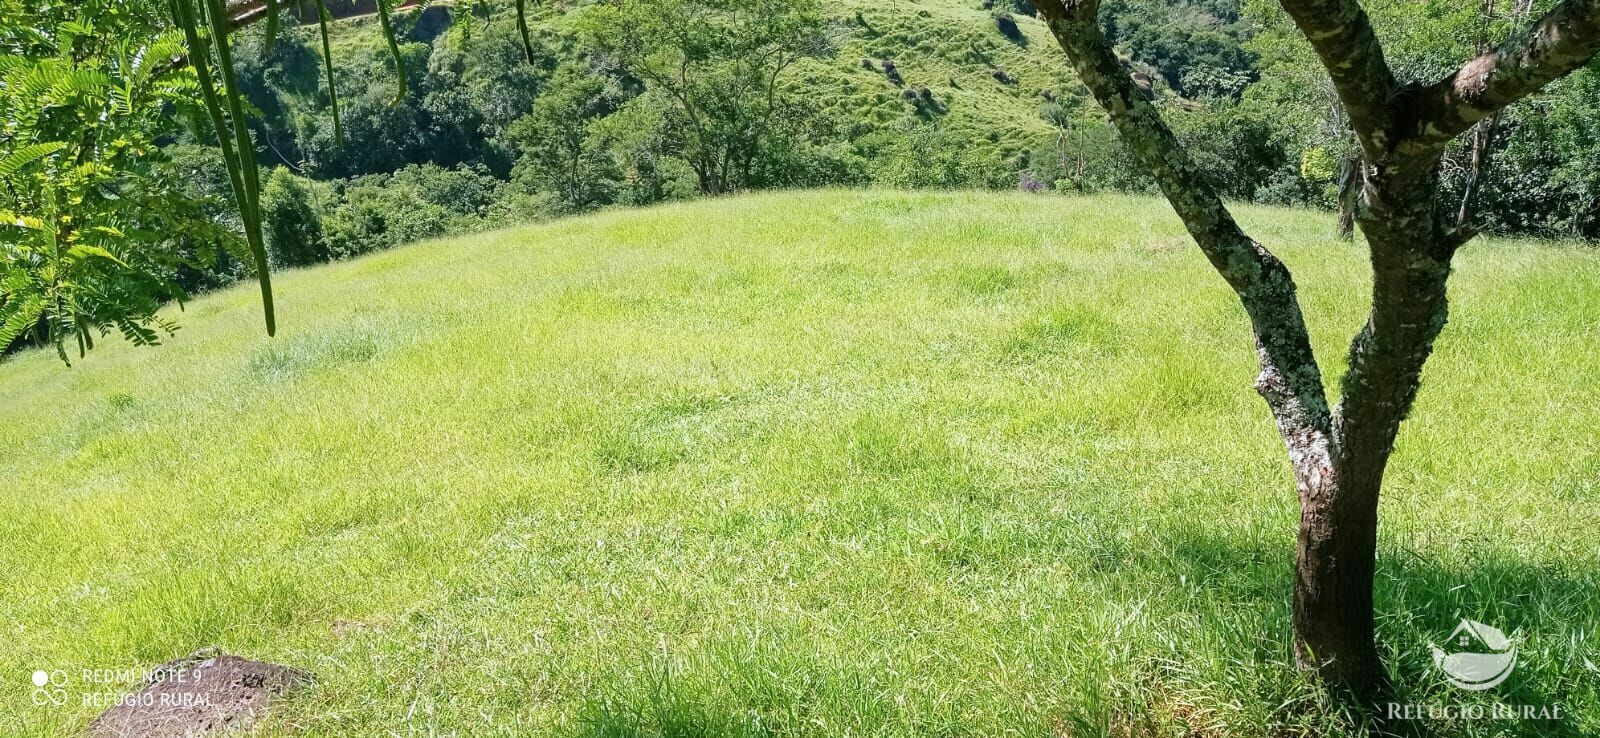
[554, 530, 1597, 738]
[1159, 528, 1600, 737]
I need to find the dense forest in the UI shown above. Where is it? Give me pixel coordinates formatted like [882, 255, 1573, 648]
[4, 0, 1598, 356]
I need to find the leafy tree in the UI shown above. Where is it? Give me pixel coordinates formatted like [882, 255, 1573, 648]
[577, 0, 829, 195]
[1036, 0, 1600, 706]
[262, 167, 328, 267]
[1104, 0, 1257, 98]
[588, 93, 703, 206]
[1169, 101, 1294, 201]
[0, 1, 251, 359]
[428, 14, 551, 139]
[319, 163, 500, 257]
[299, 40, 445, 178]
[507, 64, 621, 213]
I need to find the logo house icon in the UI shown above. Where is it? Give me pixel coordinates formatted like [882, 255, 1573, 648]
[1431, 619, 1518, 691]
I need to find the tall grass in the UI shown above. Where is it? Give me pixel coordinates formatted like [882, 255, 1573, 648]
[2, 191, 1597, 736]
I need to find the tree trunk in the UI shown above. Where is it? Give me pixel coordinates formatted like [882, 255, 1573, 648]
[1034, 0, 1389, 694]
[1335, 156, 1359, 239]
[1035, 0, 1600, 709]
[1293, 470, 1386, 698]
[1300, 163, 1458, 701]
[1455, 113, 1500, 226]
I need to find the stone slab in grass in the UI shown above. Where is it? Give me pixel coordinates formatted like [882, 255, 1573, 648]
[88, 649, 312, 738]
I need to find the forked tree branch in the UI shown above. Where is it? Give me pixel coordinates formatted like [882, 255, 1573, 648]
[1407, 0, 1600, 153]
[1034, 0, 1336, 476]
[1275, 0, 1399, 158]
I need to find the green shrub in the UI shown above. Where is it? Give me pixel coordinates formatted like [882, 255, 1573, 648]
[861, 127, 1013, 189]
[390, 163, 504, 217]
[262, 168, 329, 267]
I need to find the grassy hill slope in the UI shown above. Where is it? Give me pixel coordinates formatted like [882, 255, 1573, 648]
[320, 0, 1084, 175]
[799, 0, 1079, 166]
[3, 192, 1599, 736]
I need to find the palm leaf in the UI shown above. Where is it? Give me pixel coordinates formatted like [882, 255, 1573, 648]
[170, 0, 275, 335]
[202, 0, 275, 335]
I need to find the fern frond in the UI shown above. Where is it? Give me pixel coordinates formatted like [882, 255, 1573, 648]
[0, 292, 44, 346]
[0, 141, 68, 178]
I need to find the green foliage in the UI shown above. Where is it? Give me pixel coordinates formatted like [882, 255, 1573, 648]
[262, 168, 328, 267]
[0, 1, 245, 359]
[587, 94, 703, 206]
[321, 163, 503, 257]
[1462, 62, 1600, 238]
[992, 0, 1037, 18]
[1025, 122, 1153, 193]
[577, 0, 829, 194]
[373, 0, 408, 104]
[861, 125, 1011, 189]
[1240, 0, 1600, 237]
[165, 143, 255, 292]
[506, 64, 621, 213]
[313, 0, 345, 146]
[1104, 0, 1256, 98]
[1169, 101, 1294, 202]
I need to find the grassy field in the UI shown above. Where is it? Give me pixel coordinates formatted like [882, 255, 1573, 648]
[2, 191, 1599, 736]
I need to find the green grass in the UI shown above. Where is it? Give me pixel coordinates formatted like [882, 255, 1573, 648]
[796, 0, 1077, 164]
[3, 190, 1599, 736]
[311, 0, 1078, 176]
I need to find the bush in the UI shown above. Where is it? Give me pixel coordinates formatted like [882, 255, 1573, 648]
[262, 168, 329, 267]
[390, 163, 504, 217]
[996, 0, 1035, 16]
[862, 127, 1012, 189]
[881, 59, 902, 85]
[1170, 102, 1291, 202]
[321, 173, 453, 259]
[993, 12, 1023, 43]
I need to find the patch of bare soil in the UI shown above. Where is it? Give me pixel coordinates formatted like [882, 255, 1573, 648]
[87, 649, 312, 738]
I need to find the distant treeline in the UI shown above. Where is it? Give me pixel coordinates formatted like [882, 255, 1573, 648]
[183, 0, 1600, 289]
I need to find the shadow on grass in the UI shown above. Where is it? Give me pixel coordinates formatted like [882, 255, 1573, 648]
[1159, 528, 1600, 737]
[559, 527, 1597, 738]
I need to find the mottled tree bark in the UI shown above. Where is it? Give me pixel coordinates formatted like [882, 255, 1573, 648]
[1335, 156, 1359, 239]
[1034, 0, 1600, 705]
